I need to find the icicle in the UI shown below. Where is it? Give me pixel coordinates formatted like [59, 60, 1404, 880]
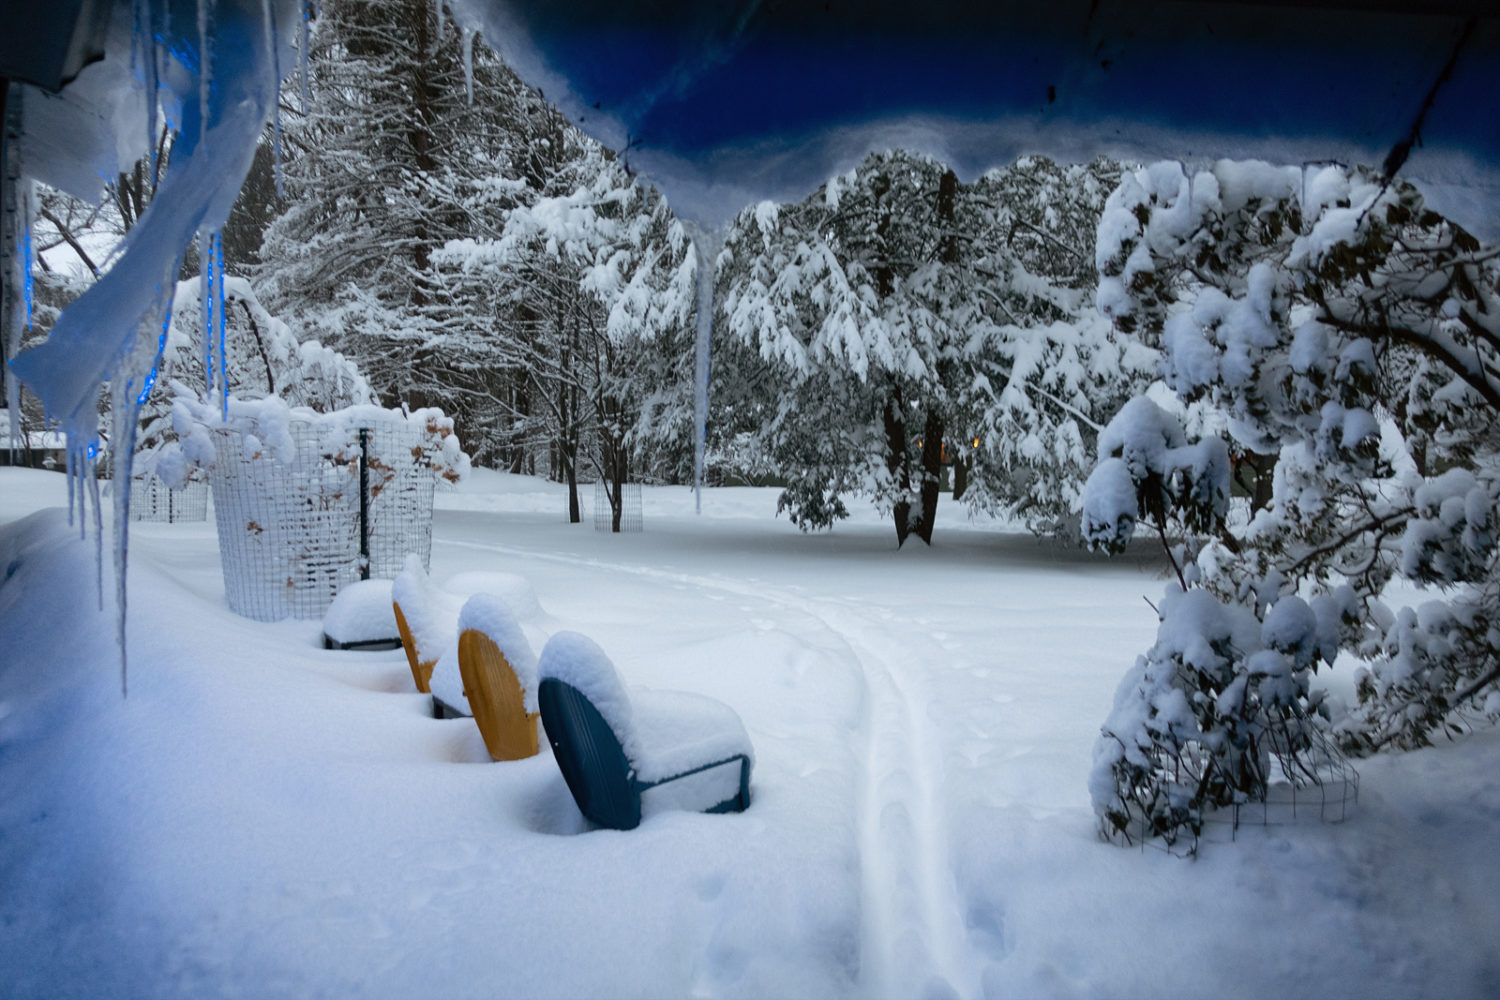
[134, 0, 161, 178]
[65, 443, 76, 526]
[200, 228, 214, 400]
[462, 27, 475, 105]
[198, 0, 214, 138]
[264, 0, 285, 198]
[9, 0, 277, 696]
[434, 0, 444, 41]
[90, 465, 104, 610]
[2, 94, 26, 461]
[109, 282, 176, 697]
[685, 223, 724, 515]
[22, 221, 33, 332]
[299, 0, 312, 114]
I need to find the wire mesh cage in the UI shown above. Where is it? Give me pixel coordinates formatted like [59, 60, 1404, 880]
[593, 480, 643, 532]
[1127, 722, 1361, 857]
[359, 423, 439, 579]
[209, 421, 364, 621]
[129, 475, 210, 523]
[188, 401, 467, 622]
[1210, 724, 1360, 837]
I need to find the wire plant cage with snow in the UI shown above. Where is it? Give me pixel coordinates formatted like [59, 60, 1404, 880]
[128, 475, 209, 523]
[170, 395, 469, 621]
[593, 479, 643, 533]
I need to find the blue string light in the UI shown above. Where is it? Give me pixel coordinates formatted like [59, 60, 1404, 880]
[215, 232, 227, 417]
[22, 224, 34, 329]
[135, 305, 172, 407]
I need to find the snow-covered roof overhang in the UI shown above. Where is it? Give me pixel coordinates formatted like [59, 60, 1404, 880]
[458, 0, 1500, 236]
[0, 0, 112, 93]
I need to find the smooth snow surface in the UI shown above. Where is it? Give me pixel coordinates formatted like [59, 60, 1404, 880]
[2, 466, 1499, 999]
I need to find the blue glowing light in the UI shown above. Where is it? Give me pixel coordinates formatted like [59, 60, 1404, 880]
[215, 233, 227, 417]
[23, 225, 34, 329]
[136, 293, 173, 407]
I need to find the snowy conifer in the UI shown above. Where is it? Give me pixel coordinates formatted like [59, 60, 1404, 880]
[713, 152, 1143, 544]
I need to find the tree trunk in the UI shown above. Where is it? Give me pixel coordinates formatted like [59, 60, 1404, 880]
[565, 441, 580, 523]
[508, 384, 528, 474]
[559, 379, 581, 522]
[611, 470, 623, 533]
[952, 456, 969, 502]
[884, 392, 912, 547]
[913, 410, 944, 545]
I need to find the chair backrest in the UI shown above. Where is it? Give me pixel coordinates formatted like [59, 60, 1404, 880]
[392, 557, 446, 693]
[392, 601, 434, 693]
[457, 627, 539, 761]
[538, 677, 641, 830]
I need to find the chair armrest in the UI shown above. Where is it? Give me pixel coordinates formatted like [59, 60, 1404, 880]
[637, 753, 751, 812]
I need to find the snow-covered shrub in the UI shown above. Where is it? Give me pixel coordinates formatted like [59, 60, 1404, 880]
[168, 393, 468, 620]
[135, 276, 370, 482]
[1087, 159, 1500, 846]
[1093, 587, 1344, 848]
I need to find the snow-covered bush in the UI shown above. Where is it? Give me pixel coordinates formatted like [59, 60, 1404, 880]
[1093, 585, 1354, 848]
[135, 276, 370, 481]
[1085, 159, 1500, 846]
[166, 393, 468, 620]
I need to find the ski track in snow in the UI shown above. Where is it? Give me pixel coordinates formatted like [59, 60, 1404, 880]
[437, 536, 980, 999]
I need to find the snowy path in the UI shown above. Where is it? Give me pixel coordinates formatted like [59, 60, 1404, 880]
[803, 599, 975, 1000]
[437, 534, 980, 998]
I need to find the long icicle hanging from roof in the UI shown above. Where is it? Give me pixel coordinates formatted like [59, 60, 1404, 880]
[9, 0, 285, 694]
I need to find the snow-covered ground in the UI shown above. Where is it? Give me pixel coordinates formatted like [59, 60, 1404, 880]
[2, 465, 1498, 999]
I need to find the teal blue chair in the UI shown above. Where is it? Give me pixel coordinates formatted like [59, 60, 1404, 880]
[537, 633, 753, 831]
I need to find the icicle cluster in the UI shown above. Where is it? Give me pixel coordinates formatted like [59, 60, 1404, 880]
[8, 0, 290, 693]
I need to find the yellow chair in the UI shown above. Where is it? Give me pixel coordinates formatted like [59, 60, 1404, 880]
[458, 628, 540, 761]
[456, 594, 540, 761]
[392, 557, 451, 696]
[393, 601, 435, 694]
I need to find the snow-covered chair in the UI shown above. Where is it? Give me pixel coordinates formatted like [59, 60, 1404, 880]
[391, 559, 447, 698]
[537, 632, 753, 830]
[455, 594, 540, 761]
[321, 578, 403, 651]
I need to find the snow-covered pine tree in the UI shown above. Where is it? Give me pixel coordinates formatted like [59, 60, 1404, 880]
[256, 6, 694, 497]
[436, 145, 695, 528]
[1083, 159, 1500, 848]
[713, 151, 1144, 544]
[255, 0, 520, 415]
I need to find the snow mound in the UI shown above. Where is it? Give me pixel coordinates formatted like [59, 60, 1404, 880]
[443, 571, 545, 621]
